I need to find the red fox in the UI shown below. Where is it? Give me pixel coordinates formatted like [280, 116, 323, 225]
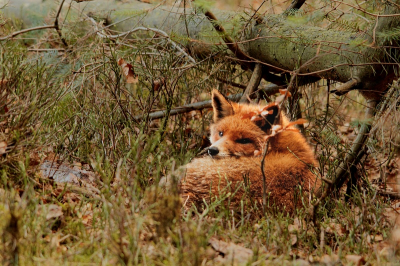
[177, 90, 321, 214]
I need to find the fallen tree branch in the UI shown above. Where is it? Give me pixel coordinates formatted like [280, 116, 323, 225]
[239, 63, 263, 103]
[378, 190, 400, 199]
[330, 78, 359, 96]
[133, 84, 282, 121]
[330, 99, 378, 192]
[309, 99, 378, 220]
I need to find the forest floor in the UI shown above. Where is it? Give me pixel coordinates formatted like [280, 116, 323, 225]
[1, 0, 400, 265]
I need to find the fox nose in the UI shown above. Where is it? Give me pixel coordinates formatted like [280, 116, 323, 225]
[208, 147, 219, 156]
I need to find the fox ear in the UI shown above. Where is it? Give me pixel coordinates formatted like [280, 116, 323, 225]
[212, 90, 234, 122]
[254, 104, 280, 132]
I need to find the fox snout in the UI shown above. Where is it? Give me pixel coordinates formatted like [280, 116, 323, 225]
[207, 146, 219, 156]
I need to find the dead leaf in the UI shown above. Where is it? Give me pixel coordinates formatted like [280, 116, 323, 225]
[209, 237, 253, 264]
[374, 234, 384, 242]
[292, 259, 310, 266]
[37, 204, 63, 220]
[279, 89, 292, 97]
[275, 94, 285, 104]
[285, 119, 308, 129]
[325, 222, 345, 236]
[0, 141, 7, 155]
[320, 254, 339, 264]
[118, 58, 138, 84]
[383, 205, 400, 225]
[290, 234, 297, 246]
[345, 254, 366, 266]
[378, 245, 391, 258]
[288, 224, 299, 233]
[153, 78, 165, 91]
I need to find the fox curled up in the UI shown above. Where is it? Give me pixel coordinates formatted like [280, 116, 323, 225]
[170, 90, 321, 214]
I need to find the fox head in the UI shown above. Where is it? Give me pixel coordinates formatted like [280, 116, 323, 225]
[208, 90, 285, 157]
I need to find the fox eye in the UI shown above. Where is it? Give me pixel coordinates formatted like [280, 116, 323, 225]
[219, 131, 223, 137]
[235, 138, 252, 144]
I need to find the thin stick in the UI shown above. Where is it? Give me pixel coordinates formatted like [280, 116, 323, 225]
[54, 0, 68, 48]
[378, 190, 400, 199]
[260, 141, 269, 215]
[259, 72, 299, 215]
[0, 26, 56, 41]
[0, 0, 67, 46]
[239, 63, 263, 103]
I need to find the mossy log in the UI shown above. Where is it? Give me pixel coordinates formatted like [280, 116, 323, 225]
[3, 0, 399, 99]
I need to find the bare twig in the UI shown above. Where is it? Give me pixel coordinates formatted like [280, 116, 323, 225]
[239, 63, 263, 103]
[0, 25, 56, 41]
[0, 0, 67, 46]
[260, 140, 269, 215]
[330, 0, 400, 17]
[27, 48, 65, 52]
[87, 17, 196, 64]
[259, 69, 302, 215]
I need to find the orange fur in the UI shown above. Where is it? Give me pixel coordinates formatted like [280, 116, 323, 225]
[178, 90, 321, 214]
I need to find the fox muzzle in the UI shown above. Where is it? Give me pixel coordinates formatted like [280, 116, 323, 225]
[207, 146, 219, 156]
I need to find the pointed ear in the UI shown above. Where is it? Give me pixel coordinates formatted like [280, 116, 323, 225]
[253, 103, 280, 132]
[212, 90, 234, 122]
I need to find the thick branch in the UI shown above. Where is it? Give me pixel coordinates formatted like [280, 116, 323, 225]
[330, 78, 359, 96]
[133, 84, 281, 121]
[286, 0, 306, 11]
[54, 0, 68, 48]
[239, 63, 263, 103]
[378, 190, 400, 199]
